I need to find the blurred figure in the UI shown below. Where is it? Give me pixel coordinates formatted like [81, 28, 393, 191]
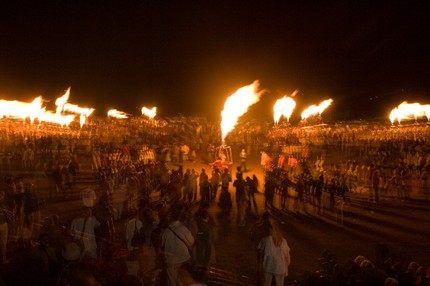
[240, 149, 247, 172]
[0, 191, 10, 263]
[258, 226, 291, 286]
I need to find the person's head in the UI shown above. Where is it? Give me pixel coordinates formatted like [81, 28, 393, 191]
[270, 226, 283, 247]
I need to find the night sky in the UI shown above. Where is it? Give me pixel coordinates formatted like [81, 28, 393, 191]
[0, 1, 428, 122]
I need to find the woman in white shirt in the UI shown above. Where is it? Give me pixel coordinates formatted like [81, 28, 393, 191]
[258, 226, 291, 286]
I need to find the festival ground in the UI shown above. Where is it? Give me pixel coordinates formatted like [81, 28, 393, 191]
[2, 146, 430, 285]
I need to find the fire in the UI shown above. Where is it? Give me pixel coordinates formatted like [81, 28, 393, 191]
[38, 111, 76, 126]
[55, 87, 95, 127]
[389, 101, 429, 125]
[389, 108, 400, 125]
[221, 80, 265, 142]
[141, 106, 157, 119]
[55, 87, 70, 114]
[108, 109, 129, 119]
[0, 96, 44, 122]
[0, 96, 76, 126]
[301, 98, 333, 120]
[273, 90, 298, 124]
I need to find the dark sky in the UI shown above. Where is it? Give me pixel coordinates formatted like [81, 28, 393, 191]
[0, 1, 428, 122]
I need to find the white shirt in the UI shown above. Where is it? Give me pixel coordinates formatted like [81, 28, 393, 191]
[258, 236, 291, 276]
[162, 221, 194, 265]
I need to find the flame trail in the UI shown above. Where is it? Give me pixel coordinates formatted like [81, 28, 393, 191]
[54, 87, 95, 127]
[301, 98, 333, 120]
[38, 111, 75, 126]
[273, 90, 298, 124]
[141, 107, 157, 118]
[0, 95, 76, 126]
[55, 87, 70, 114]
[389, 101, 429, 124]
[108, 109, 129, 119]
[221, 80, 264, 143]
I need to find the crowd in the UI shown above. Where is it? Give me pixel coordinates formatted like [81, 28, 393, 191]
[0, 116, 428, 285]
[295, 247, 430, 286]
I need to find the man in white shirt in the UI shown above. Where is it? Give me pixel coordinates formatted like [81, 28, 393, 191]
[70, 209, 100, 259]
[162, 204, 194, 286]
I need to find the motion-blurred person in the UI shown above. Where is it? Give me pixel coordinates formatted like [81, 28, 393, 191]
[162, 203, 195, 286]
[23, 182, 41, 246]
[240, 149, 247, 172]
[70, 208, 100, 259]
[0, 191, 10, 264]
[258, 226, 291, 286]
[233, 173, 247, 227]
[246, 176, 258, 216]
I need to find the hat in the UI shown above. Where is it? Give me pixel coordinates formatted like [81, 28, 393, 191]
[62, 242, 81, 261]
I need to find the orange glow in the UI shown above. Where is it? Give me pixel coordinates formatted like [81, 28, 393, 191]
[273, 90, 298, 124]
[54, 87, 95, 127]
[0, 95, 76, 126]
[108, 109, 129, 119]
[221, 80, 264, 142]
[38, 111, 75, 126]
[389, 101, 429, 125]
[0, 96, 44, 122]
[301, 98, 333, 120]
[141, 106, 157, 118]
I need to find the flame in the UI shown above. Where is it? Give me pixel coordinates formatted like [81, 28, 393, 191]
[221, 80, 264, 142]
[54, 87, 95, 127]
[389, 101, 429, 125]
[0, 96, 44, 122]
[55, 87, 70, 114]
[141, 106, 157, 119]
[273, 90, 298, 124]
[389, 108, 400, 125]
[108, 109, 129, 119]
[301, 98, 333, 120]
[38, 110, 75, 126]
[0, 96, 75, 126]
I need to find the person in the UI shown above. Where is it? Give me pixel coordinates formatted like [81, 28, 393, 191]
[246, 176, 258, 215]
[193, 205, 217, 282]
[314, 174, 324, 213]
[81, 186, 97, 209]
[210, 168, 221, 201]
[199, 175, 211, 205]
[70, 208, 101, 259]
[162, 203, 195, 286]
[264, 175, 276, 208]
[23, 182, 41, 246]
[258, 226, 291, 286]
[0, 191, 10, 264]
[371, 166, 381, 204]
[250, 212, 273, 285]
[240, 149, 247, 172]
[233, 173, 247, 227]
[125, 209, 145, 283]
